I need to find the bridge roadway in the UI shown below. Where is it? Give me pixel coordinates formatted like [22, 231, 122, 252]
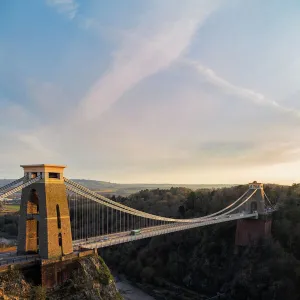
[0, 212, 257, 267]
[74, 212, 258, 250]
[0, 251, 39, 267]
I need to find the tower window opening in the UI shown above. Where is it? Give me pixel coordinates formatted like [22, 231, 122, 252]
[37, 220, 39, 251]
[56, 204, 61, 229]
[49, 172, 60, 179]
[31, 172, 37, 179]
[250, 201, 257, 213]
[58, 233, 62, 247]
[28, 189, 39, 214]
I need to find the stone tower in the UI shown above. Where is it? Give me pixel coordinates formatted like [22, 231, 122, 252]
[17, 164, 73, 259]
[235, 181, 272, 246]
[239, 181, 265, 214]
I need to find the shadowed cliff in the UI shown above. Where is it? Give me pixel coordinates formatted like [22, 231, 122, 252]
[0, 255, 122, 300]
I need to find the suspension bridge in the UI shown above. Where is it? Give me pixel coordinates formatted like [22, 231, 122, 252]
[0, 164, 275, 271]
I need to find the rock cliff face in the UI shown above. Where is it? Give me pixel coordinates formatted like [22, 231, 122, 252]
[0, 255, 122, 300]
[0, 268, 32, 300]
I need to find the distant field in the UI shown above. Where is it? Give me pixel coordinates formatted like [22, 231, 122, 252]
[94, 189, 115, 193]
[1, 204, 20, 214]
[5, 204, 20, 211]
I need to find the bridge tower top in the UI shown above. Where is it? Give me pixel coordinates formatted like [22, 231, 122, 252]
[248, 181, 263, 190]
[238, 181, 265, 215]
[21, 164, 66, 182]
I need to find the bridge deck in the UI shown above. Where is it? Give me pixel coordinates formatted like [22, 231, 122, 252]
[74, 212, 257, 249]
[0, 213, 257, 266]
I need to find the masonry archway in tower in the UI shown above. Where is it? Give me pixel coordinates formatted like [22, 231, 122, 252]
[27, 188, 39, 214]
[250, 201, 257, 212]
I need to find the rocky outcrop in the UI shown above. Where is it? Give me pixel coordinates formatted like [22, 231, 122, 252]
[50, 255, 122, 300]
[0, 269, 32, 300]
[0, 255, 122, 300]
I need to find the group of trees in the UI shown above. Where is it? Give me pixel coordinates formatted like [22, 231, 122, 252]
[1, 183, 300, 299]
[0, 214, 18, 238]
[101, 183, 300, 300]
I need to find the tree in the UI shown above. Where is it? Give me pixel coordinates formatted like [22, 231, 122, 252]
[186, 192, 196, 210]
[178, 205, 185, 217]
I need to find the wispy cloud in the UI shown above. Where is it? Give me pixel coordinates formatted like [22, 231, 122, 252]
[3, 0, 300, 184]
[185, 59, 300, 119]
[46, 0, 79, 20]
[78, 1, 220, 121]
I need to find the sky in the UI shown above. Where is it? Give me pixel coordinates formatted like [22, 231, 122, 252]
[0, 0, 300, 184]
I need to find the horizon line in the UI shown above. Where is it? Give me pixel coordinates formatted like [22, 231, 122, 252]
[69, 179, 294, 186]
[0, 177, 296, 187]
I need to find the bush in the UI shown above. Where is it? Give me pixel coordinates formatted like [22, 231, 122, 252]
[97, 256, 113, 285]
[31, 286, 46, 300]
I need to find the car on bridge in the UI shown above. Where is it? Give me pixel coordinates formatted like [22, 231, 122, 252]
[130, 229, 141, 236]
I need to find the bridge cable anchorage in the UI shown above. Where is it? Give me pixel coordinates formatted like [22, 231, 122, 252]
[65, 181, 257, 225]
[0, 177, 25, 194]
[0, 176, 42, 201]
[64, 178, 254, 223]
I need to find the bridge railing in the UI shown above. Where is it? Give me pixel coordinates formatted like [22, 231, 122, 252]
[75, 212, 258, 250]
[0, 255, 39, 267]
